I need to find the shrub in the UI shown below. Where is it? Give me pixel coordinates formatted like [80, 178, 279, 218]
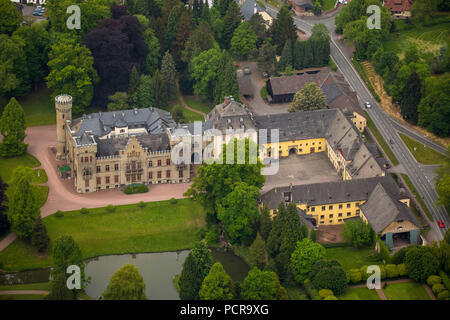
[170, 198, 178, 205]
[440, 271, 450, 291]
[310, 229, 316, 242]
[318, 289, 334, 299]
[385, 264, 399, 279]
[54, 211, 63, 218]
[138, 201, 146, 208]
[106, 204, 116, 213]
[205, 225, 221, 245]
[405, 246, 440, 282]
[427, 275, 442, 287]
[310, 260, 348, 296]
[390, 245, 420, 264]
[347, 269, 362, 284]
[324, 295, 338, 300]
[360, 265, 370, 281]
[196, 227, 208, 240]
[80, 208, 89, 214]
[437, 290, 449, 300]
[379, 265, 386, 280]
[397, 264, 407, 276]
[432, 283, 446, 295]
[303, 279, 321, 300]
[123, 184, 148, 194]
[378, 239, 391, 263]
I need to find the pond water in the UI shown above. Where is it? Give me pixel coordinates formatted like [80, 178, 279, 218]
[0, 248, 250, 300]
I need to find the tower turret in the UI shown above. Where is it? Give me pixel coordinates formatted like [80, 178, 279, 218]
[55, 94, 72, 159]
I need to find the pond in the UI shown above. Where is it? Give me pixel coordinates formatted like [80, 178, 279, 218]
[84, 248, 250, 300]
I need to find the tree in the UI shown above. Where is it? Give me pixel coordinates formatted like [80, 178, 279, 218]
[31, 216, 50, 252]
[172, 9, 193, 67]
[270, 6, 297, 54]
[290, 238, 326, 284]
[142, 28, 161, 75]
[182, 21, 216, 64]
[13, 24, 50, 91]
[165, 4, 183, 50]
[289, 82, 327, 112]
[241, 267, 287, 300]
[230, 21, 258, 60]
[7, 176, 37, 239]
[0, 177, 9, 237]
[313, 0, 322, 16]
[178, 241, 213, 300]
[128, 66, 140, 105]
[341, 218, 375, 248]
[258, 39, 277, 74]
[213, 53, 239, 105]
[249, 233, 267, 270]
[278, 40, 293, 71]
[0, 97, 27, 157]
[191, 47, 223, 101]
[107, 92, 131, 111]
[411, 0, 438, 26]
[199, 262, 233, 300]
[47, 39, 98, 114]
[150, 69, 168, 108]
[436, 174, 450, 214]
[401, 71, 421, 125]
[310, 259, 348, 295]
[136, 74, 153, 108]
[0, 0, 21, 35]
[47, 272, 74, 300]
[217, 182, 260, 245]
[259, 204, 272, 241]
[222, 1, 241, 49]
[161, 51, 177, 101]
[0, 34, 29, 97]
[52, 235, 85, 298]
[248, 13, 267, 48]
[103, 264, 147, 300]
[185, 138, 265, 216]
[404, 246, 440, 282]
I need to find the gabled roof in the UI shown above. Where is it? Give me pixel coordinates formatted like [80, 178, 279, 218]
[96, 133, 171, 157]
[241, 0, 264, 20]
[383, 0, 412, 12]
[267, 68, 331, 96]
[361, 183, 421, 234]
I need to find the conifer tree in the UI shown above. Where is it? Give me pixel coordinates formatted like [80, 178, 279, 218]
[278, 40, 293, 71]
[0, 97, 27, 157]
[32, 216, 50, 252]
[259, 204, 272, 241]
[161, 51, 177, 101]
[401, 71, 421, 125]
[128, 66, 140, 105]
[151, 69, 168, 108]
[222, 1, 241, 49]
[199, 262, 233, 300]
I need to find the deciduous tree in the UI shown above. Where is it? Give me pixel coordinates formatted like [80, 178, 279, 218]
[290, 238, 325, 283]
[199, 262, 233, 300]
[0, 0, 21, 35]
[289, 82, 327, 112]
[230, 21, 257, 60]
[0, 98, 27, 157]
[241, 267, 287, 300]
[249, 233, 267, 270]
[103, 264, 147, 300]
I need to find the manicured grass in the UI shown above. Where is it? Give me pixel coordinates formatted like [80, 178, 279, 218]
[183, 96, 214, 115]
[17, 86, 55, 127]
[364, 111, 400, 166]
[166, 102, 204, 122]
[325, 247, 381, 271]
[0, 282, 50, 291]
[0, 153, 41, 182]
[401, 173, 433, 221]
[339, 287, 380, 300]
[322, 0, 336, 11]
[0, 294, 45, 300]
[399, 133, 448, 165]
[0, 199, 206, 271]
[383, 282, 430, 300]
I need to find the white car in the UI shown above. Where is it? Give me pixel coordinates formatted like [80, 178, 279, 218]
[364, 101, 372, 109]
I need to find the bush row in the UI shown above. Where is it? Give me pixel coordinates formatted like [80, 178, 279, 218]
[346, 264, 407, 284]
[303, 279, 321, 300]
[123, 184, 148, 194]
[428, 273, 450, 300]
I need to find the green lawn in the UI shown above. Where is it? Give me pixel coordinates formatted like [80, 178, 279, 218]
[399, 133, 448, 165]
[0, 282, 50, 292]
[401, 173, 433, 221]
[339, 287, 380, 300]
[383, 282, 430, 300]
[325, 246, 382, 271]
[15, 86, 55, 127]
[322, 0, 336, 11]
[183, 96, 214, 115]
[0, 294, 45, 300]
[0, 199, 206, 271]
[0, 153, 41, 182]
[364, 111, 400, 166]
[166, 102, 204, 122]
[383, 19, 450, 58]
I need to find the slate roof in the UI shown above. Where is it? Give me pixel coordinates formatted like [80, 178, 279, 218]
[321, 72, 363, 116]
[267, 68, 331, 96]
[241, 0, 264, 20]
[206, 99, 256, 132]
[73, 107, 175, 138]
[260, 175, 406, 210]
[96, 133, 171, 157]
[361, 183, 421, 234]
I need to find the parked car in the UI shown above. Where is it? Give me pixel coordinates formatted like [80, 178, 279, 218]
[33, 11, 43, 16]
[364, 101, 372, 109]
[389, 139, 394, 144]
[438, 220, 445, 228]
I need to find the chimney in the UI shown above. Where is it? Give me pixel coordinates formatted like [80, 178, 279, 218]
[224, 96, 230, 106]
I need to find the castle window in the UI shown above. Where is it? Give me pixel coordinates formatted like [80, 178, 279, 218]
[166, 170, 171, 178]
[339, 204, 343, 209]
[85, 157, 89, 163]
[148, 172, 153, 179]
[114, 175, 119, 183]
[114, 164, 119, 171]
[356, 210, 360, 214]
[347, 212, 351, 216]
[157, 171, 162, 179]
[320, 215, 325, 219]
[338, 213, 342, 217]
[148, 161, 152, 167]
[62, 114, 64, 119]
[81, 157, 83, 163]
[137, 174, 141, 181]
[105, 165, 110, 172]
[329, 205, 333, 210]
[311, 207, 315, 212]
[347, 203, 351, 208]
[96, 166, 101, 173]
[90, 156, 92, 162]
[158, 160, 162, 166]
[322, 206, 325, 211]
[96, 177, 101, 185]
[179, 170, 184, 178]
[106, 176, 110, 184]
[166, 159, 171, 166]
[329, 214, 333, 218]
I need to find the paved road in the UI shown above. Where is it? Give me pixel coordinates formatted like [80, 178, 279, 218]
[265, 5, 449, 240]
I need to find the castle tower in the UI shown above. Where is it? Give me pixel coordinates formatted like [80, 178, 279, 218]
[55, 94, 72, 159]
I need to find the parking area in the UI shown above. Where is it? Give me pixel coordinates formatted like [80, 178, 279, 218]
[21, 4, 47, 22]
[261, 152, 341, 193]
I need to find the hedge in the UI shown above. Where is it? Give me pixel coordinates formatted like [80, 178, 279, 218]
[397, 264, 407, 276]
[437, 290, 449, 300]
[440, 271, 450, 292]
[427, 275, 442, 287]
[432, 283, 446, 295]
[385, 264, 399, 278]
[123, 184, 148, 194]
[318, 289, 334, 299]
[303, 279, 321, 300]
[378, 238, 391, 264]
[347, 269, 362, 284]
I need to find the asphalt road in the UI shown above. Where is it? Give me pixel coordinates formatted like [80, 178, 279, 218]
[265, 5, 448, 240]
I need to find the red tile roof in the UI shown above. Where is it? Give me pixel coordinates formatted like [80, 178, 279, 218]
[383, 0, 413, 12]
